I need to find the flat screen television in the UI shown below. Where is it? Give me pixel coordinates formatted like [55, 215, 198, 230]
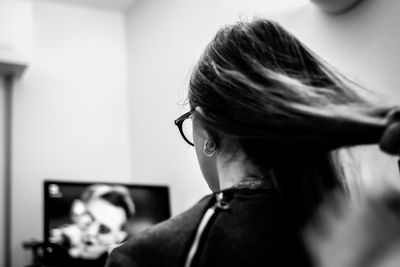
[43, 180, 171, 267]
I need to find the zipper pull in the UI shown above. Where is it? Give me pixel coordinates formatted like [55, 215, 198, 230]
[215, 192, 230, 210]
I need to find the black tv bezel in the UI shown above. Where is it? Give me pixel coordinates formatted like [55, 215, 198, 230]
[43, 179, 171, 244]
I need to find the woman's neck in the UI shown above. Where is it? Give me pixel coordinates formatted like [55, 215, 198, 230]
[216, 153, 264, 191]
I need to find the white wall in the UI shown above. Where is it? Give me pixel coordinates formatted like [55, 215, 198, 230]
[280, 0, 400, 98]
[0, 0, 33, 63]
[11, 2, 132, 267]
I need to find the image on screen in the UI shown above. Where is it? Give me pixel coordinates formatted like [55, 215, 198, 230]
[43, 180, 171, 267]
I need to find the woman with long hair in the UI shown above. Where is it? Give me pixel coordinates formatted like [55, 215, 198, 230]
[106, 18, 400, 267]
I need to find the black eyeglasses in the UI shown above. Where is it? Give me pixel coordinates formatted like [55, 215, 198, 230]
[174, 111, 194, 146]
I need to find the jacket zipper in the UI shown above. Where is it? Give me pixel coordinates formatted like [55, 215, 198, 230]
[184, 192, 230, 267]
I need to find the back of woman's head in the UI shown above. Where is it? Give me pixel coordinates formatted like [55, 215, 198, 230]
[188, 18, 398, 228]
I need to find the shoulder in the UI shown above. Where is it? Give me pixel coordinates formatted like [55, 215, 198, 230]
[195, 188, 311, 266]
[105, 194, 214, 267]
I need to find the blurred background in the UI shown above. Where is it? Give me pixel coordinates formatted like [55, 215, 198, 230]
[1, 0, 400, 266]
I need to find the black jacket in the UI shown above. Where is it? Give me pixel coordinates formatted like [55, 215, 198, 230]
[105, 186, 312, 267]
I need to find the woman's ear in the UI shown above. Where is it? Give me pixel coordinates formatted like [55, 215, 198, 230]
[203, 138, 217, 157]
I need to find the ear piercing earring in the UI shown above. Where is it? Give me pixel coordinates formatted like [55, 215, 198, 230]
[203, 140, 216, 157]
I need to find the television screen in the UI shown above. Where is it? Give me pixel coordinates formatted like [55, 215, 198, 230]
[43, 180, 171, 267]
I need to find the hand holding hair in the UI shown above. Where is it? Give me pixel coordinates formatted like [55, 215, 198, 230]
[296, 105, 400, 156]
